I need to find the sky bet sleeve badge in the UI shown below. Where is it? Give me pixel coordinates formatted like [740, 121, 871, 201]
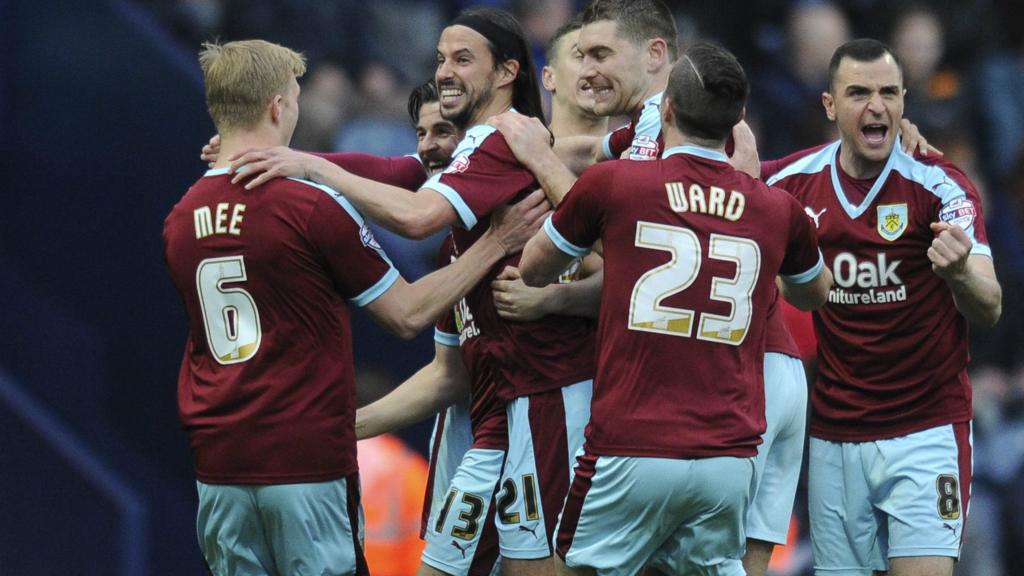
[877, 203, 908, 241]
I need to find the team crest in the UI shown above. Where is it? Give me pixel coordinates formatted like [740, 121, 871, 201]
[939, 197, 976, 230]
[877, 203, 908, 241]
[444, 154, 470, 174]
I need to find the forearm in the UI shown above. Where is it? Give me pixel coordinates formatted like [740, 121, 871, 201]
[307, 159, 441, 238]
[947, 263, 1002, 327]
[524, 148, 577, 206]
[547, 269, 603, 318]
[356, 355, 468, 439]
[401, 232, 507, 331]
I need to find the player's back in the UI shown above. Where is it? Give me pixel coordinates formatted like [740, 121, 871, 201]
[163, 168, 395, 484]
[557, 147, 820, 459]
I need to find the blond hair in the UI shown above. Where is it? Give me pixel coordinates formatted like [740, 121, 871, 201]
[199, 40, 306, 133]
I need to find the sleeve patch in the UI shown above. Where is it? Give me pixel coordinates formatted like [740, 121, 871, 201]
[444, 154, 471, 175]
[939, 198, 976, 229]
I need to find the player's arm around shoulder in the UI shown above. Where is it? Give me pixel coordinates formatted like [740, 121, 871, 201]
[365, 190, 549, 339]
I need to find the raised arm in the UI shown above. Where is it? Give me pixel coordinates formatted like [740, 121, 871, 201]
[928, 222, 1002, 327]
[229, 146, 455, 239]
[364, 190, 548, 339]
[356, 342, 469, 439]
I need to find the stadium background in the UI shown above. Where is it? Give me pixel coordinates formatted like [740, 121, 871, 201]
[1, 0, 1022, 573]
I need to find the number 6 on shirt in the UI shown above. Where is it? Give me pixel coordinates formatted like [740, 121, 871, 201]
[196, 255, 262, 364]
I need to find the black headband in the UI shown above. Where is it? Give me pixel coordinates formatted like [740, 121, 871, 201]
[451, 13, 526, 67]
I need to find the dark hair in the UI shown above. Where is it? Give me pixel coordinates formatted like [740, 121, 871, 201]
[453, 7, 546, 123]
[581, 0, 678, 60]
[545, 14, 585, 65]
[407, 79, 439, 126]
[666, 42, 748, 142]
[828, 38, 903, 92]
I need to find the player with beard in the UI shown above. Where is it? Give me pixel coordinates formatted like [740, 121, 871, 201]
[229, 8, 597, 575]
[163, 39, 549, 576]
[765, 39, 1001, 576]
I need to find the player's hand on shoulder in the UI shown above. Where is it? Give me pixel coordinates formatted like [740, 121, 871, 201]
[928, 221, 971, 279]
[492, 265, 551, 322]
[229, 146, 325, 190]
[487, 112, 552, 168]
[728, 120, 760, 178]
[201, 134, 221, 167]
[487, 189, 550, 255]
[899, 118, 943, 157]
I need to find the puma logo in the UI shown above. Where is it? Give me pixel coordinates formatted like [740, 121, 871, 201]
[943, 523, 960, 538]
[450, 540, 469, 558]
[518, 524, 539, 537]
[805, 206, 827, 228]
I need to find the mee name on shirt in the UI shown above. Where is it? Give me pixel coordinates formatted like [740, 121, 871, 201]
[163, 170, 397, 484]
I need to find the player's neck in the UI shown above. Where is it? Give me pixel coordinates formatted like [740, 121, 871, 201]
[628, 74, 668, 117]
[837, 144, 888, 180]
[214, 128, 287, 169]
[549, 106, 607, 139]
[469, 94, 514, 127]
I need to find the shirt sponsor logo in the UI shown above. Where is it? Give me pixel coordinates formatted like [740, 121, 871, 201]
[828, 251, 907, 305]
[939, 197, 975, 230]
[629, 135, 659, 161]
[877, 203, 908, 241]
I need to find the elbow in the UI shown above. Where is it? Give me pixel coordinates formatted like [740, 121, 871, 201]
[379, 315, 421, 341]
[392, 212, 437, 240]
[519, 266, 548, 288]
[976, 302, 1002, 329]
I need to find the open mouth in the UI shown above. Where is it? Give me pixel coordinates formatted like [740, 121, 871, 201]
[439, 85, 465, 107]
[861, 123, 888, 145]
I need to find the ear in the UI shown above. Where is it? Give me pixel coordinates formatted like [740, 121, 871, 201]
[822, 91, 836, 122]
[270, 94, 284, 124]
[661, 95, 675, 127]
[647, 38, 669, 73]
[542, 65, 555, 93]
[497, 58, 520, 89]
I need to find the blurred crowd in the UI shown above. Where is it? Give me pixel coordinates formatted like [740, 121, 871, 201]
[142, 0, 1024, 574]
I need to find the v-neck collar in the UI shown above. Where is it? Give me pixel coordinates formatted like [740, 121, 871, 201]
[829, 135, 901, 219]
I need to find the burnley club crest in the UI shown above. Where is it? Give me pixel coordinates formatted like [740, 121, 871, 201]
[877, 203, 908, 241]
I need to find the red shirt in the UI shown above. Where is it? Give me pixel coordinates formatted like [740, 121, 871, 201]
[318, 152, 427, 191]
[164, 169, 397, 484]
[433, 236, 508, 449]
[547, 146, 823, 458]
[425, 122, 596, 401]
[767, 141, 991, 441]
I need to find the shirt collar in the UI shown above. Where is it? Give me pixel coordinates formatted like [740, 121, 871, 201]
[662, 145, 729, 162]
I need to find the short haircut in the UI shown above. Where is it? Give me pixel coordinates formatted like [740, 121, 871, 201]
[545, 14, 584, 65]
[666, 42, 748, 142]
[827, 38, 903, 92]
[199, 39, 306, 133]
[581, 0, 679, 60]
[407, 79, 440, 126]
